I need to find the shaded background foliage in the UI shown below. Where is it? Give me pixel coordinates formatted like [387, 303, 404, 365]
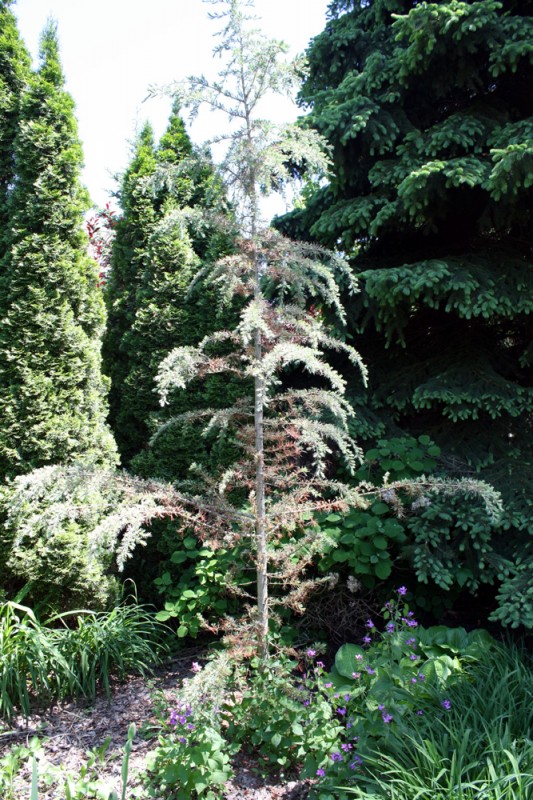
[277, 0, 533, 627]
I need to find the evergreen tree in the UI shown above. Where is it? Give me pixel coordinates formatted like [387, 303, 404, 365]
[152, 0, 367, 657]
[103, 105, 237, 470]
[0, 21, 116, 478]
[102, 121, 158, 460]
[0, 0, 30, 261]
[277, 0, 533, 626]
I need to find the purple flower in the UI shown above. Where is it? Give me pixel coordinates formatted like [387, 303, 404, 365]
[397, 586, 407, 595]
[337, 707, 347, 716]
[411, 677, 417, 684]
[382, 712, 393, 724]
[341, 743, 353, 752]
[417, 710, 423, 716]
[418, 673, 425, 682]
[406, 619, 418, 628]
[410, 654, 418, 661]
[386, 622, 395, 632]
[304, 698, 311, 707]
[187, 723, 195, 730]
[351, 754, 363, 767]
[316, 768, 326, 777]
[344, 694, 351, 701]
[378, 704, 385, 711]
[169, 710, 178, 725]
[406, 637, 417, 647]
[366, 619, 375, 629]
[366, 667, 375, 675]
[307, 648, 316, 658]
[442, 699, 451, 710]
[191, 661, 202, 673]
[324, 682, 333, 688]
[316, 660, 325, 669]
[352, 672, 361, 679]
[178, 736, 187, 744]
[330, 752, 343, 762]
[355, 654, 363, 661]
[363, 635, 372, 645]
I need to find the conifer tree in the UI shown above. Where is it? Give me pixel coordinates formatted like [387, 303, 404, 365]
[103, 106, 236, 468]
[0, 0, 30, 262]
[0, 21, 116, 478]
[151, 0, 370, 657]
[102, 122, 158, 460]
[277, 0, 533, 626]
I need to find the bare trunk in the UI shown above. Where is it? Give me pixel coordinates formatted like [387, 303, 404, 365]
[240, 47, 268, 659]
[254, 240, 268, 659]
[254, 367, 268, 659]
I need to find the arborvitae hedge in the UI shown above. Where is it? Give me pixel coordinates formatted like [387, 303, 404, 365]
[0, 22, 116, 478]
[277, 0, 532, 626]
[0, 0, 29, 261]
[104, 106, 241, 476]
[102, 122, 159, 461]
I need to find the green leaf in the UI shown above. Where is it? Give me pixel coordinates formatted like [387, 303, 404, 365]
[291, 722, 304, 736]
[183, 536, 197, 550]
[373, 535, 388, 550]
[371, 502, 390, 516]
[335, 643, 366, 678]
[177, 625, 188, 637]
[170, 550, 189, 564]
[374, 560, 392, 579]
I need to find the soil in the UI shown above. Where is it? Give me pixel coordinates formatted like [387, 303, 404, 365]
[0, 647, 312, 799]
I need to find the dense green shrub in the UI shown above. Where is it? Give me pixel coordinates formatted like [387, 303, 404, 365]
[316, 435, 504, 618]
[0, 466, 125, 612]
[153, 537, 242, 638]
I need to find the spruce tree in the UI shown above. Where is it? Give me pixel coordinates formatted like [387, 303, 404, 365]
[277, 0, 533, 626]
[0, 0, 30, 262]
[0, 21, 116, 478]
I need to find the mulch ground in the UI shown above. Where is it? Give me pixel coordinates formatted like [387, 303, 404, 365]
[0, 648, 312, 799]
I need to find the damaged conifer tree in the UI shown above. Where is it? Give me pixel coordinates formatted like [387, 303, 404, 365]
[152, 0, 368, 659]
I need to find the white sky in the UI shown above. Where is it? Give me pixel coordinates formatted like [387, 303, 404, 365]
[14, 0, 331, 210]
